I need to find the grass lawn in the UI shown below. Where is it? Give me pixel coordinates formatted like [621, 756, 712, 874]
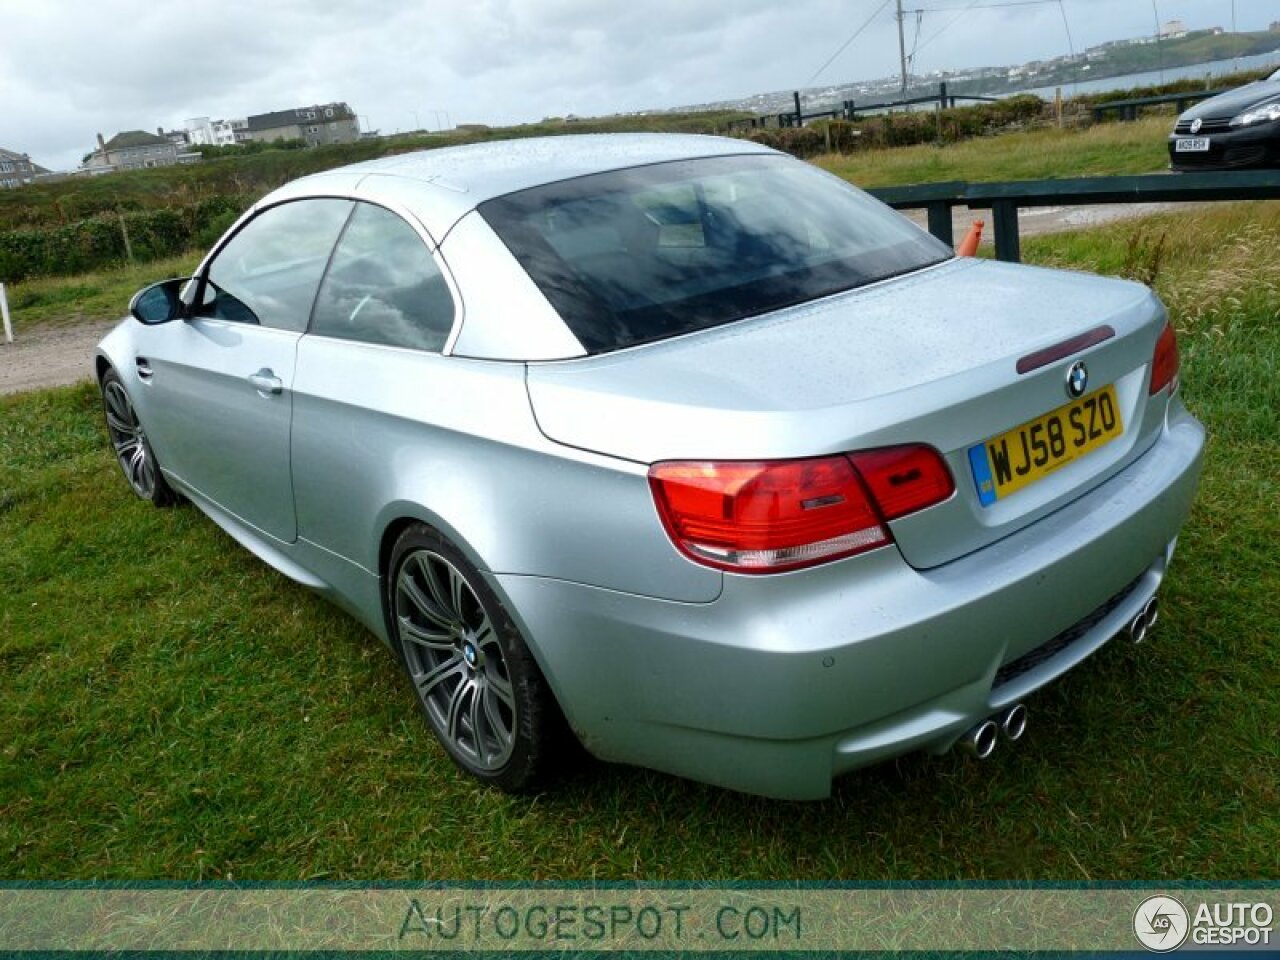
[2, 197, 1277, 880]
[815, 116, 1173, 188]
[3, 253, 200, 332]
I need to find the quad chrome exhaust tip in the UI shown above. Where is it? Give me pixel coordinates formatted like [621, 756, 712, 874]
[999, 703, 1028, 741]
[957, 704, 1027, 759]
[957, 719, 999, 760]
[1128, 594, 1160, 644]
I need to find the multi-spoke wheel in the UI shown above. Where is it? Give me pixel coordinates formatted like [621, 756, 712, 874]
[389, 525, 557, 791]
[100, 368, 180, 507]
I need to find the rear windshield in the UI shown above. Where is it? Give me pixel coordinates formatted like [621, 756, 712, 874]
[478, 153, 951, 354]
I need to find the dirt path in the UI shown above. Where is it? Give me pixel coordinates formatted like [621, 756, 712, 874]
[0, 199, 1191, 398]
[902, 201, 1187, 242]
[0, 318, 116, 396]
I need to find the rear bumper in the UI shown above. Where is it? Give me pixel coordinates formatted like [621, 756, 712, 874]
[495, 401, 1205, 799]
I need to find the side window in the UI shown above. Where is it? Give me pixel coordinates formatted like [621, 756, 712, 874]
[197, 199, 353, 331]
[311, 203, 455, 352]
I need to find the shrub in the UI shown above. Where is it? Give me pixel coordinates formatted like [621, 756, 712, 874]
[746, 95, 1046, 158]
[744, 126, 827, 156]
[0, 198, 254, 282]
[1082, 67, 1271, 108]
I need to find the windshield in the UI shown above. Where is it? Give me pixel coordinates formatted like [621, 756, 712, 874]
[479, 154, 952, 354]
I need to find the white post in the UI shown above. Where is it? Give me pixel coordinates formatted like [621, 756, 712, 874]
[0, 282, 12, 344]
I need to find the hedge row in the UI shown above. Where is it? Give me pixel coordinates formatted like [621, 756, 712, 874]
[744, 95, 1046, 158]
[1079, 67, 1273, 110]
[0, 195, 248, 282]
[0, 112, 750, 233]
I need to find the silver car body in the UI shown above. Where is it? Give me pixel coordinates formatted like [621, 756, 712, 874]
[96, 134, 1204, 799]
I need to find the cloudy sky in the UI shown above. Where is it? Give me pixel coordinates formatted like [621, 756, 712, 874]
[1, 0, 1276, 170]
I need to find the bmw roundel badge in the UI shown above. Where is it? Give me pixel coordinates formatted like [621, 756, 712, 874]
[1066, 361, 1089, 399]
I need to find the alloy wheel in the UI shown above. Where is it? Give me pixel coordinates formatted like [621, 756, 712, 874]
[103, 379, 157, 499]
[394, 549, 518, 771]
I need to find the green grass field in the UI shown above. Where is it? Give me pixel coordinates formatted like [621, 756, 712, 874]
[4, 253, 200, 331]
[815, 116, 1172, 188]
[0, 112, 751, 232]
[1, 200, 1276, 881]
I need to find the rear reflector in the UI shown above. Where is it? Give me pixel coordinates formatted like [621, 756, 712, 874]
[649, 445, 953, 574]
[1149, 322, 1179, 395]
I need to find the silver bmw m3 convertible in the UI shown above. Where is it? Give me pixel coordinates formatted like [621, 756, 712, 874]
[97, 134, 1204, 799]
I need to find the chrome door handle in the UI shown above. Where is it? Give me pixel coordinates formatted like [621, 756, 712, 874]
[248, 368, 283, 396]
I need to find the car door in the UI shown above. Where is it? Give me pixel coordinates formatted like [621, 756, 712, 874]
[140, 198, 353, 543]
[291, 200, 458, 564]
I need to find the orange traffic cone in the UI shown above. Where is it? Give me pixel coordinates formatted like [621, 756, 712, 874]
[956, 219, 984, 256]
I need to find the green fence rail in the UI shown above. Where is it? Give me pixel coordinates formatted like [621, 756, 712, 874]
[1090, 89, 1225, 122]
[868, 169, 1280, 262]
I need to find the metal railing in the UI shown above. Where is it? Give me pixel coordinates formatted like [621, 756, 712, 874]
[730, 83, 1003, 131]
[1089, 89, 1225, 122]
[868, 169, 1280, 262]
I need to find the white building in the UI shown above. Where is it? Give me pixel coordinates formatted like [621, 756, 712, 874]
[183, 117, 246, 147]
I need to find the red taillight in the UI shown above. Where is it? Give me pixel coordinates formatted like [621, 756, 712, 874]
[1149, 322, 1180, 395]
[648, 445, 953, 574]
[849, 445, 956, 521]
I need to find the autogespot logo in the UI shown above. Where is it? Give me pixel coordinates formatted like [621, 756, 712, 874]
[1134, 895, 1191, 952]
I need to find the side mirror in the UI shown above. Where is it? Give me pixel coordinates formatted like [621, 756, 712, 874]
[129, 278, 190, 325]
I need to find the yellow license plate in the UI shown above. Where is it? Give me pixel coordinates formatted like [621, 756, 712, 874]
[969, 385, 1123, 505]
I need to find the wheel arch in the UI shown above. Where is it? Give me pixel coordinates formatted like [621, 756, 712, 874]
[374, 506, 577, 733]
[374, 504, 494, 647]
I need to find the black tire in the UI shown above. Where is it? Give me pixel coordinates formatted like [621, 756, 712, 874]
[100, 367, 181, 508]
[388, 524, 558, 792]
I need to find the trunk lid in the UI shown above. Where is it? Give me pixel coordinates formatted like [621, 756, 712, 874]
[525, 258, 1170, 568]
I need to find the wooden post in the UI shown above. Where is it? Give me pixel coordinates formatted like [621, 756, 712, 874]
[0, 282, 13, 344]
[117, 211, 135, 264]
[793, 91, 803, 128]
[1055, 87, 1064, 128]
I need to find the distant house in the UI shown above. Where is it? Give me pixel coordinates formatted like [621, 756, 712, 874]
[183, 117, 249, 147]
[0, 146, 47, 188]
[1159, 19, 1188, 40]
[159, 127, 191, 148]
[1270, 21, 1280, 33]
[83, 130, 201, 174]
[244, 103, 360, 146]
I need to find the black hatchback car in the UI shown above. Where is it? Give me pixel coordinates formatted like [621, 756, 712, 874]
[1168, 67, 1280, 171]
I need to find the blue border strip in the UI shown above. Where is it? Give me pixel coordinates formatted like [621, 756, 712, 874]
[968, 443, 997, 507]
